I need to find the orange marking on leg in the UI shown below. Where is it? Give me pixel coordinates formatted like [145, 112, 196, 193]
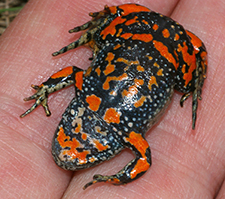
[125, 131, 150, 179]
[75, 71, 84, 90]
[177, 42, 197, 86]
[57, 127, 89, 163]
[103, 108, 121, 124]
[86, 94, 101, 111]
[153, 40, 178, 69]
[130, 158, 150, 179]
[51, 66, 73, 79]
[200, 51, 207, 77]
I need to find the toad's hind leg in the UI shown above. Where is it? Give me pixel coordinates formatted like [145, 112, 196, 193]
[84, 131, 151, 189]
[52, 97, 125, 171]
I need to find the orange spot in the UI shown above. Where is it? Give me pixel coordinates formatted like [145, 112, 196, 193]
[111, 178, 120, 184]
[110, 90, 117, 96]
[142, 19, 149, 25]
[181, 64, 186, 74]
[118, 4, 150, 16]
[137, 65, 145, 72]
[146, 55, 153, 60]
[134, 78, 144, 86]
[57, 127, 89, 163]
[120, 33, 133, 39]
[153, 24, 159, 31]
[201, 51, 207, 60]
[134, 96, 146, 108]
[177, 42, 197, 86]
[157, 68, 163, 76]
[81, 133, 87, 141]
[148, 76, 158, 90]
[186, 30, 202, 50]
[200, 51, 207, 77]
[122, 78, 144, 98]
[93, 139, 108, 151]
[153, 40, 178, 69]
[86, 40, 96, 50]
[154, 62, 160, 68]
[95, 67, 101, 76]
[174, 33, 180, 41]
[86, 94, 101, 111]
[125, 131, 150, 179]
[51, 66, 73, 79]
[75, 71, 83, 90]
[122, 85, 138, 97]
[104, 108, 121, 124]
[103, 73, 128, 90]
[116, 57, 140, 66]
[75, 123, 81, 133]
[109, 6, 117, 14]
[122, 79, 144, 97]
[113, 44, 121, 50]
[89, 157, 96, 163]
[104, 52, 115, 75]
[132, 34, 153, 43]
[130, 158, 150, 179]
[101, 17, 126, 39]
[162, 29, 170, 38]
[125, 16, 138, 26]
[84, 67, 92, 77]
[116, 28, 123, 37]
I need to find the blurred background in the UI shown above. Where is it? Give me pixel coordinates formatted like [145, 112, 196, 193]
[0, 0, 28, 35]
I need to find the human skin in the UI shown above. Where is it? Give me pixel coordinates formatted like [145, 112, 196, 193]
[0, 0, 225, 198]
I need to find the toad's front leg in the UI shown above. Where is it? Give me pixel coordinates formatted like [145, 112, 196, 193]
[20, 66, 83, 117]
